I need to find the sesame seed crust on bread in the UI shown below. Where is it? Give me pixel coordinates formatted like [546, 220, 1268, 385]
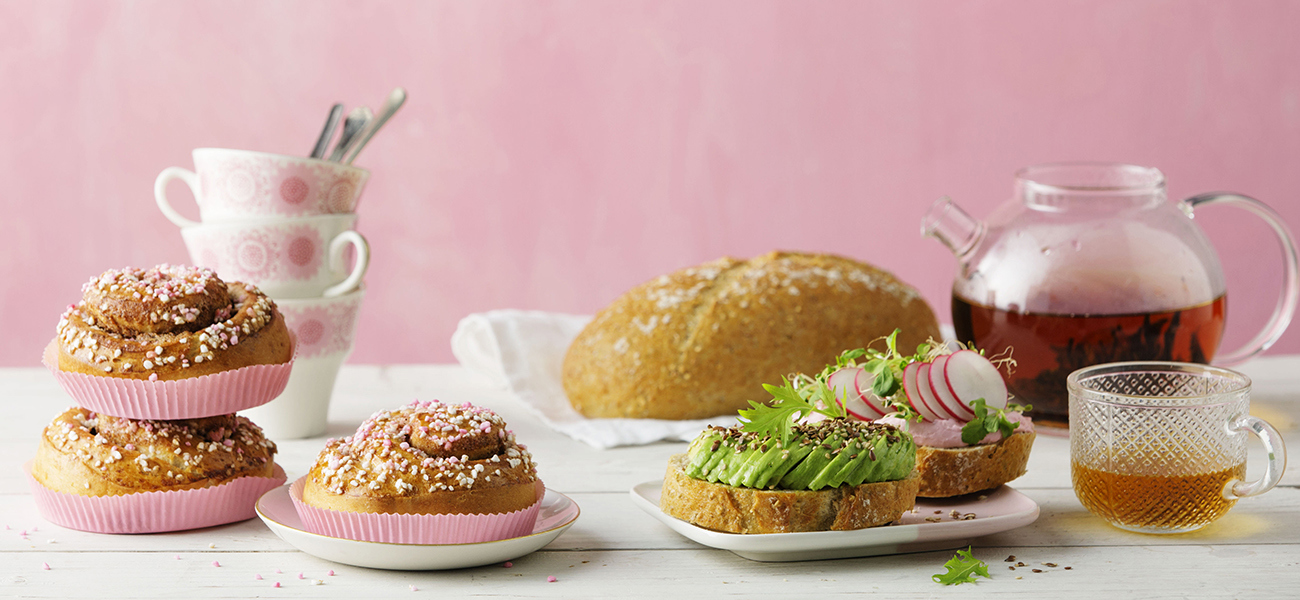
[562, 251, 941, 420]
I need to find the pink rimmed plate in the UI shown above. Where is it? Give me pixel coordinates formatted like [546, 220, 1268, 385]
[630, 480, 1038, 562]
[256, 484, 580, 570]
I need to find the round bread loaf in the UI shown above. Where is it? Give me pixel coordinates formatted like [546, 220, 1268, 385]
[562, 251, 941, 419]
[32, 407, 278, 496]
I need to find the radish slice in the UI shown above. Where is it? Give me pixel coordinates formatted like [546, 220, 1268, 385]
[927, 355, 971, 421]
[943, 349, 1009, 410]
[910, 363, 945, 422]
[827, 367, 889, 420]
[853, 369, 891, 418]
[901, 362, 923, 419]
[827, 367, 862, 405]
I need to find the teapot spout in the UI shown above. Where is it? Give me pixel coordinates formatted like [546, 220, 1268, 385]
[922, 196, 985, 260]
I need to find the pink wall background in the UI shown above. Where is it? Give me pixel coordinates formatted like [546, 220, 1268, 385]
[3, 1, 1299, 366]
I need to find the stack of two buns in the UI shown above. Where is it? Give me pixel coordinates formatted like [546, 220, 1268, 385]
[31, 265, 294, 533]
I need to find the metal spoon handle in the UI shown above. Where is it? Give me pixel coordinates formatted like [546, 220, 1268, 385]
[329, 107, 372, 162]
[342, 87, 407, 165]
[309, 103, 345, 159]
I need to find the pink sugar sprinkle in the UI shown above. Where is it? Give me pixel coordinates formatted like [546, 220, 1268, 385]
[174, 555, 181, 560]
[410, 585, 419, 591]
[41, 562, 50, 570]
[212, 561, 221, 567]
[547, 576, 558, 583]
[503, 562, 513, 568]
[254, 574, 262, 580]
[275, 568, 282, 574]
[297, 573, 304, 579]
[327, 570, 335, 576]
[148, 373, 158, 382]
[273, 582, 281, 588]
[20, 530, 27, 536]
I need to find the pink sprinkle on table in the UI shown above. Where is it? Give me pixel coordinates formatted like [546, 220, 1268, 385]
[297, 573, 304, 579]
[212, 561, 221, 567]
[254, 574, 262, 580]
[327, 570, 335, 576]
[275, 568, 282, 573]
[273, 582, 281, 588]
[410, 585, 419, 591]
[503, 562, 513, 568]
[547, 576, 557, 582]
[41, 562, 50, 570]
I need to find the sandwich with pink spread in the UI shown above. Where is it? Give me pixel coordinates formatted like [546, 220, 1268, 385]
[820, 331, 1035, 497]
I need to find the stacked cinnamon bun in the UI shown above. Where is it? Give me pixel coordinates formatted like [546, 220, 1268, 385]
[30, 264, 294, 533]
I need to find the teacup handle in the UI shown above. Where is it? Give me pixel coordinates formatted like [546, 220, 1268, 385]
[323, 230, 369, 298]
[154, 167, 202, 228]
[1180, 193, 1300, 365]
[1225, 415, 1287, 499]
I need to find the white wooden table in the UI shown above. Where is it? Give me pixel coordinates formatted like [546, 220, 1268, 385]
[2, 358, 1298, 599]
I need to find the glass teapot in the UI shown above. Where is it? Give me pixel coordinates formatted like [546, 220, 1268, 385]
[923, 163, 1298, 427]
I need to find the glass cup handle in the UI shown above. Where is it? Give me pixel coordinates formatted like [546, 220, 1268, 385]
[1225, 415, 1287, 499]
[1180, 193, 1300, 365]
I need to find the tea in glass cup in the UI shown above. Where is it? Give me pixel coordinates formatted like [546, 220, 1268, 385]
[1068, 362, 1286, 534]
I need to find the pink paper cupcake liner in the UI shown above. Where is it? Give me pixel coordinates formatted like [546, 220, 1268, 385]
[290, 477, 544, 545]
[26, 462, 286, 534]
[43, 340, 294, 420]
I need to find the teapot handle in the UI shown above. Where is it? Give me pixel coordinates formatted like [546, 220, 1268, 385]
[1180, 193, 1300, 365]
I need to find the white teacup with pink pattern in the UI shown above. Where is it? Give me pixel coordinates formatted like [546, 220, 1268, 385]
[181, 214, 368, 299]
[156, 148, 369, 226]
[242, 288, 364, 439]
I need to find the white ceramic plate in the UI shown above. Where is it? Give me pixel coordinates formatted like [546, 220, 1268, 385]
[630, 481, 1038, 562]
[256, 485, 579, 570]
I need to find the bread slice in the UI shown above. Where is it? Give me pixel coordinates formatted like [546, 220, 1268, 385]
[914, 431, 1035, 498]
[659, 454, 919, 534]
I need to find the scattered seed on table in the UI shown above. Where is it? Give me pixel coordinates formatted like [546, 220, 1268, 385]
[1008, 566, 1015, 571]
[1017, 562, 1027, 567]
[1065, 567, 1073, 570]
[1043, 563, 1058, 567]
[1005, 555, 1016, 562]
[1032, 569, 1043, 573]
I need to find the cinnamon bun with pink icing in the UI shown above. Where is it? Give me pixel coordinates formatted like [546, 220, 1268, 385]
[32, 407, 278, 496]
[54, 264, 292, 380]
[303, 400, 539, 515]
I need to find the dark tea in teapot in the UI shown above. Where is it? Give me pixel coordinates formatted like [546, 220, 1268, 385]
[952, 294, 1227, 426]
[924, 163, 1296, 428]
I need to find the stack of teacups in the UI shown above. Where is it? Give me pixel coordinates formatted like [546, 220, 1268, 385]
[155, 148, 369, 439]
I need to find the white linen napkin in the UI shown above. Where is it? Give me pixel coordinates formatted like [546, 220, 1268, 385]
[450, 310, 738, 449]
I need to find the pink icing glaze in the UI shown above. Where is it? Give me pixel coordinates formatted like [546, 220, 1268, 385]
[878, 412, 1034, 448]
